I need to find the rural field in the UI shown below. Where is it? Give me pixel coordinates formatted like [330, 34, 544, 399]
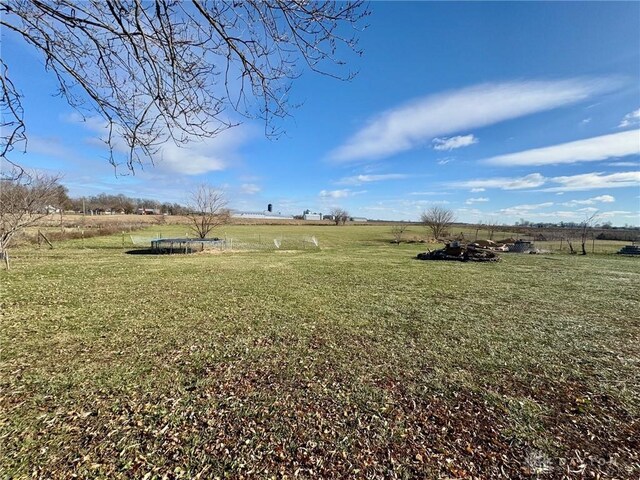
[1, 224, 638, 479]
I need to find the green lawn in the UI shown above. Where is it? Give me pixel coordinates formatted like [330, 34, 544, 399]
[1, 225, 638, 478]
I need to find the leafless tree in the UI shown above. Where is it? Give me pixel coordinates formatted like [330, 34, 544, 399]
[485, 217, 500, 240]
[186, 184, 230, 239]
[1, 1, 368, 176]
[421, 206, 455, 241]
[564, 230, 577, 254]
[0, 170, 62, 269]
[391, 224, 408, 244]
[330, 207, 349, 225]
[579, 212, 599, 255]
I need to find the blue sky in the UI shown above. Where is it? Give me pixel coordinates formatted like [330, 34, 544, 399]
[3, 1, 640, 225]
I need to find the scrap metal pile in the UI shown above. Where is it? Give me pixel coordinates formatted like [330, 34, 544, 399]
[417, 241, 501, 262]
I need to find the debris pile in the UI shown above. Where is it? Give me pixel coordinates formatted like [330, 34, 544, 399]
[507, 239, 535, 253]
[471, 238, 538, 254]
[617, 244, 640, 255]
[469, 239, 509, 251]
[417, 241, 501, 262]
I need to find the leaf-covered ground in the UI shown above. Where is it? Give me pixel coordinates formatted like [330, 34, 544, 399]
[1, 225, 638, 478]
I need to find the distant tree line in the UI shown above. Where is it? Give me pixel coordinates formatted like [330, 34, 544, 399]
[60, 192, 190, 215]
[514, 218, 638, 231]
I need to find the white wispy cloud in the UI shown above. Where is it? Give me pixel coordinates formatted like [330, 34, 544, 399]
[562, 195, 615, 206]
[319, 189, 365, 199]
[452, 173, 546, 190]
[28, 135, 79, 159]
[432, 134, 478, 151]
[156, 141, 228, 175]
[336, 173, 408, 185]
[408, 191, 450, 196]
[470, 187, 485, 193]
[607, 161, 638, 167]
[66, 112, 250, 175]
[499, 202, 554, 216]
[465, 197, 489, 204]
[545, 171, 640, 192]
[452, 171, 639, 193]
[599, 210, 633, 218]
[619, 108, 640, 128]
[329, 78, 615, 162]
[501, 209, 634, 222]
[483, 130, 640, 167]
[240, 183, 261, 195]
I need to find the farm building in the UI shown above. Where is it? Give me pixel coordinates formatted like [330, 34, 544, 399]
[231, 210, 294, 220]
[303, 212, 322, 221]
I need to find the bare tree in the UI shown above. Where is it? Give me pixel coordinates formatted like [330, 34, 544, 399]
[0, 171, 62, 269]
[330, 207, 349, 225]
[579, 212, 599, 255]
[421, 207, 455, 241]
[391, 224, 408, 244]
[186, 185, 230, 239]
[485, 217, 500, 241]
[564, 230, 577, 254]
[1, 1, 368, 176]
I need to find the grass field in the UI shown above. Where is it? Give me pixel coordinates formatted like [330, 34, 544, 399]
[1, 225, 638, 479]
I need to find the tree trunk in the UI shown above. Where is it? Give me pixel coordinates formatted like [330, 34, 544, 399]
[1, 250, 9, 270]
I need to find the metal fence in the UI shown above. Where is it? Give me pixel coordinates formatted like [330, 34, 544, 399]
[133, 234, 320, 253]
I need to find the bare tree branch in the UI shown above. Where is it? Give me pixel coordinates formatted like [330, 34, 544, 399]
[1, 0, 368, 173]
[0, 60, 26, 178]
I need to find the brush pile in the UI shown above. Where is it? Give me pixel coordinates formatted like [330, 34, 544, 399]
[417, 241, 501, 262]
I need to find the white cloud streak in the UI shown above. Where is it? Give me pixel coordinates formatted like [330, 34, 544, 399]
[499, 202, 554, 216]
[408, 191, 450, 196]
[453, 173, 546, 190]
[432, 134, 478, 151]
[483, 130, 640, 167]
[453, 171, 640, 192]
[619, 108, 640, 128]
[448, 171, 640, 193]
[240, 183, 261, 194]
[562, 195, 615, 206]
[465, 197, 489, 204]
[607, 161, 638, 167]
[319, 189, 365, 199]
[330, 78, 615, 162]
[337, 173, 408, 185]
[545, 171, 640, 192]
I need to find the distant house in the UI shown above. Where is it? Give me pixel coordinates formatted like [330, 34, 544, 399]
[350, 217, 368, 223]
[44, 205, 60, 214]
[136, 208, 160, 215]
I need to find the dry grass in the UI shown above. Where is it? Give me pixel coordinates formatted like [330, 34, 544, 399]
[1, 225, 638, 478]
